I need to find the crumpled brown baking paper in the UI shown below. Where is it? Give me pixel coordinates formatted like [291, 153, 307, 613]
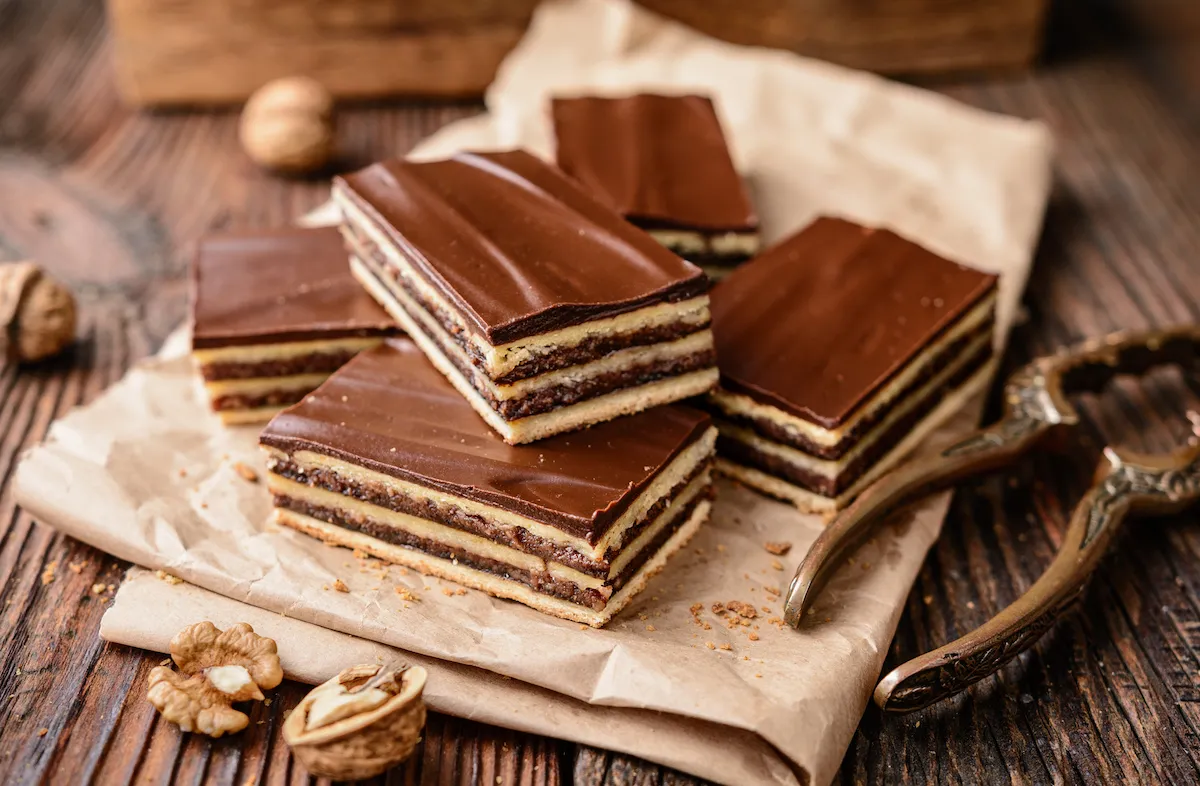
[14, 1, 1052, 784]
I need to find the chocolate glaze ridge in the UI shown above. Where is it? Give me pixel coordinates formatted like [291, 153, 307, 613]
[552, 95, 758, 233]
[348, 227, 710, 384]
[268, 456, 711, 578]
[711, 216, 998, 429]
[276, 491, 707, 611]
[191, 226, 397, 349]
[259, 338, 713, 543]
[717, 338, 993, 496]
[334, 150, 707, 346]
[708, 317, 994, 459]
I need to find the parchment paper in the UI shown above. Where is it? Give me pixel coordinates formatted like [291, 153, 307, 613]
[14, 1, 1053, 784]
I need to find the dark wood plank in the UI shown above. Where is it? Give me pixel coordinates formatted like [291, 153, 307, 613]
[3, 0, 1200, 784]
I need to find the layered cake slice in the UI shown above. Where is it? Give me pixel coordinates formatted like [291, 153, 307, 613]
[708, 217, 999, 514]
[191, 226, 397, 424]
[260, 339, 716, 627]
[332, 149, 718, 444]
[552, 94, 759, 278]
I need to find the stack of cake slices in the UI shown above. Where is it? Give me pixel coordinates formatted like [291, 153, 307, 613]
[706, 217, 999, 514]
[184, 94, 1001, 627]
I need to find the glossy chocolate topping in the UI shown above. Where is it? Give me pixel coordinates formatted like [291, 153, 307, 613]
[552, 94, 757, 233]
[711, 217, 998, 428]
[191, 226, 396, 349]
[260, 339, 712, 542]
[334, 150, 707, 346]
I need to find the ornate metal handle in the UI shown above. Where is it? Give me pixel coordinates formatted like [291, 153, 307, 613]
[875, 443, 1200, 712]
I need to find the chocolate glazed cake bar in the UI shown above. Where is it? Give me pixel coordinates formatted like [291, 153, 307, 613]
[191, 226, 398, 424]
[260, 339, 717, 627]
[332, 149, 719, 445]
[552, 94, 759, 278]
[707, 217, 999, 514]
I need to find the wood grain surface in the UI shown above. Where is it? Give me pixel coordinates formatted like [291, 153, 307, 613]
[2, 0, 1199, 784]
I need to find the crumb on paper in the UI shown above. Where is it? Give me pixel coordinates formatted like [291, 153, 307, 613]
[718, 643, 731, 651]
[726, 601, 757, 619]
[155, 570, 183, 586]
[770, 559, 784, 571]
[748, 632, 760, 641]
[760, 606, 771, 614]
[40, 561, 57, 585]
[332, 579, 349, 593]
[705, 642, 716, 650]
[579, 625, 588, 631]
[233, 462, 259, 483]
[755, 673, 762, 679]
[646, 624, 656, 632]
[764, 541, 792, 556]
[178, 469, 187, 478]
[395, 588, 420, 603]
[764, 585, 780, 596]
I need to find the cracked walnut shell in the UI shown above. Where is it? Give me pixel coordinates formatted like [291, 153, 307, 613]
[283, 664, 427, 780]
[0, 261, 76, 363]
[147, 621, 283, 737]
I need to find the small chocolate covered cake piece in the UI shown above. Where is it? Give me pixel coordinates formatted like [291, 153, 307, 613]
[707, 217, 999, 513]
[332, 149, 718, 445]
[191, 226, 397, 425]
[260, 339, 716, 627]
[552, 94, 759, 278]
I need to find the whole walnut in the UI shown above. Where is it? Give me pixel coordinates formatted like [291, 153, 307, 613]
[239, 76, 336, 174]
[0, 261, 76, 364]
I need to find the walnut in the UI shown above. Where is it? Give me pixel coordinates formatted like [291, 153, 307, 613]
[239, 76, 335, 174]
[284, 664, 427, 780]
[0, 261, 76, 363]
[147, 621, 283, 737]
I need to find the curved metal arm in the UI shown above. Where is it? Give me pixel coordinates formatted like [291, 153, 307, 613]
[783, 375, 1063, 626]
[874, 443, 1200, 712]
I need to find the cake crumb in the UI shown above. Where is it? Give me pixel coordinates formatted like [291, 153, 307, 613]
[727, 601, 757, 619]
[40, 561, 57, 585]
[770, 559, 784, 571]
[761, 606, 771, 614]
[233, 462, 259, 483]
[395, 588, 420, 602]
[764, 586, 780, 596]
[705, 642, 716, 650]
[923, 594, 933, 605]
[90, 583, 107, 595]
[646, 624, 656, 632]
[718, 643, 732, 651]
[67, 561, 86, 574]
[579, 625, 588, 631]
[37, 728, 48, 737]
[178, 469, 187, 478]
[332, 579, 349, 593]
[748, 632, 760, 641]
[764, 541, 792, 556]
[154, 570, 183, 585]
[755, 673, 762, 679]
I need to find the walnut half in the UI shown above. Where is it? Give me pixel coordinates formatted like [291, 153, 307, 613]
[283, 664, 427, 780]
[147, 621, 283, 737]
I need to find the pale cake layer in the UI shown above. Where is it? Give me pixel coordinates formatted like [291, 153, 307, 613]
[336, 189, 711, 379]
[275, 499, 709, 627]
[218, 405, 287, 425]
[203, 373, 332, 399]
[714, 330, 993, 482]
[268, 467, 711, 592]
[647, 229, 760, 259]
[192, 336, 385, 367]
[353, 255, 718, 444]
[717, 360, 996, 513]
[709, 292, 996, 453]
[262, 425, 716, 563]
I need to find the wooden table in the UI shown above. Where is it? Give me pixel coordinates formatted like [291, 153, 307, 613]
[3, 0, 1200, 783]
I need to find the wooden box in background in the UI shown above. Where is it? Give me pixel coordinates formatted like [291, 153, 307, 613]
[106, 0, 1048, 107]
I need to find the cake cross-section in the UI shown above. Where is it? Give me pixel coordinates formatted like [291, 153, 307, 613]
[332, 149, 719, 444]
[190, 226, 398, 425]
[260, 339, 717, 627]
[552, 94, 760, 278]
[707, 217, 999, 514]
